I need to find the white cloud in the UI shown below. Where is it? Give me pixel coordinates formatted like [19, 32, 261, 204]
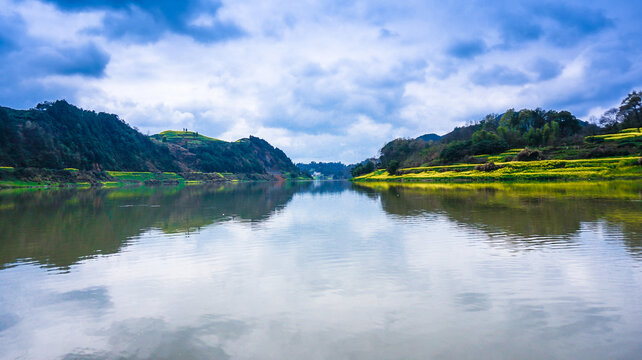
[1, 0, 641, 163]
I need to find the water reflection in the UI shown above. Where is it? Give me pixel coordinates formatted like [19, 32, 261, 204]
[0, 181, 641, 360]
[0, 182, 329, 270]
[354, 181, 642, 257]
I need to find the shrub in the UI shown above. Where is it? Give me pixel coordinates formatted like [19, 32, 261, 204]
[474, 161, 504, 172]
[515, 148, 545, 161]
[463, 155, 485, 164]
[585, 136, 605, 143]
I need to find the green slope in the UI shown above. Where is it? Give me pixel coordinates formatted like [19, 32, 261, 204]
[0, 100, 178, 172]
[0, 101, 307, 179]
[152, 131, 303, 176]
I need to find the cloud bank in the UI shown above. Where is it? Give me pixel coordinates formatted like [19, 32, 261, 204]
[0, 0, 641, 162]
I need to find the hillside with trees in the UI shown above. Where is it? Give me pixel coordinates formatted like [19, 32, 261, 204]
[152, 130, 302, 176]
[371, 91, 642, 172]
[0, 101, 305, 178]
[0, 100, 177, 172]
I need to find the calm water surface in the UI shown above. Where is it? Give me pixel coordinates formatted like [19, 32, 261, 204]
[0, 181, 641, 359]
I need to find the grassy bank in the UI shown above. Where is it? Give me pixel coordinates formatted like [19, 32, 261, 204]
[353, 156, 642, 182]
[0, 167, 302, 189]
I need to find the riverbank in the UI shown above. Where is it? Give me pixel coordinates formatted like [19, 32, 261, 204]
[352, 156, 642, 182]
[0, 167, 306, 189]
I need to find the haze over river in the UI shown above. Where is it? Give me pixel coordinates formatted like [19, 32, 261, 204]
[0, 181, 641, 359]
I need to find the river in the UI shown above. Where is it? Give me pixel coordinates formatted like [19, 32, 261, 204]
[0, 181, 641, 359]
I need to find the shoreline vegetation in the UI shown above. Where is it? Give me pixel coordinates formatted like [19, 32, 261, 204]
[0, 167, 309, 190]
[350, 92, 641, 183]
[0, 100, 310, 188]
[352, 156, 642, 183]
[2, 92, 641, 188]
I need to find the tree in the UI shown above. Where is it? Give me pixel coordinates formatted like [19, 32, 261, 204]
[380, 138, 425, 167]
[351, 161, 375, 177]
[619, 91, 642, 131]
[440, 140, 472, 163]
[599, 108, 621, 132]
[471, 130, 508, 154]
[555, 111, 581, 137]
[387, 160, 400, 175]
[525, 127, 542, 146]
[550, 121, 560, 140]
[542, 123, 551, 144]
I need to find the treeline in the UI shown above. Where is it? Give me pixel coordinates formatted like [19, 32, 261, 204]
[0, 100, 306, 177]
[369, 91, 642, 171]
[351, 161, 376, 177]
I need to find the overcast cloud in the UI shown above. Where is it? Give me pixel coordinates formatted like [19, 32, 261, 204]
[0, 0, 641, 163]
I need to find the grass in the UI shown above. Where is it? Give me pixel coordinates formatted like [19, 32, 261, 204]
[0, 180, 44, 188]
[474, 148, 524, 162]
[155, 130, 224, 146]
[353, 156, 642, 182]
[1, 168, 293, 189]
[585, 127, 642, 143]
[106, 171, 183, 183]
[101, 181, 122, 188]
[185, 180, 204, 185]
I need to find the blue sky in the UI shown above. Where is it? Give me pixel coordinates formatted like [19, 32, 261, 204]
[1, 0, 641, 163]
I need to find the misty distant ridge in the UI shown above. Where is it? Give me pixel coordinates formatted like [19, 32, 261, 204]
[416, 133, 441, 142]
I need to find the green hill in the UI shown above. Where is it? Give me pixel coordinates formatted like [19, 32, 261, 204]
[352, 91, 642, 180]
[151, 131, 302, 176]
[0, 101, 305, 179]
[0, 100, 177, 172]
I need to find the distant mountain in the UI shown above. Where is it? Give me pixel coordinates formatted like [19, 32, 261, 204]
[296, 161, 351, 179]
[0, 101, 305, 177]
[416, 133, 441, 142]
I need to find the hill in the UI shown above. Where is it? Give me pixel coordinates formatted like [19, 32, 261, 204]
[373, 93, 641, 173]
[0, 100, 177, 172]
[151, 131, 302, 176]
[0, 101, 305, 179]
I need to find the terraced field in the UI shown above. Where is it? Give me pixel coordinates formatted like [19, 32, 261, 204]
[585, 128, 642, 143]
[354, 156, 642, 182]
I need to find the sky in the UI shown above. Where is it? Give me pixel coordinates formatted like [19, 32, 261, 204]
[0, 0, 641, 163]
